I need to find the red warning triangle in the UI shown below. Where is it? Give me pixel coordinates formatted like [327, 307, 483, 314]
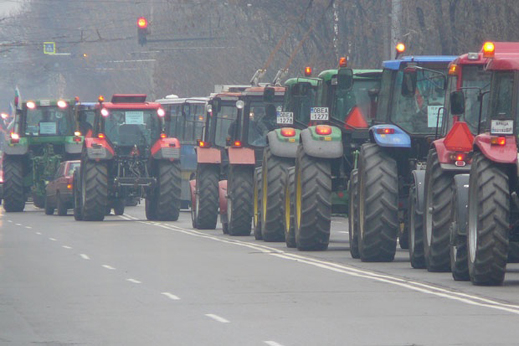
[344, 106, 369, 130]
[443, 121, 474, 152]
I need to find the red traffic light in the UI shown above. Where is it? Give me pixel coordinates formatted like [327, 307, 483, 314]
[137, 17, 148, 29]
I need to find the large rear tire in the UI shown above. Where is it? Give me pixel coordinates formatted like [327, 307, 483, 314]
[261, 148, 292, 242]
[408, 184, 425, 268]
[467, 153, 509, 286]
[227, 165, 254, 236]
[145, 197, 157, 220]
[57, 192, 67, 216]
[348, 169, 360, 259]
[358, 143, 398, 262]
[73, 170, 83, 221]
[284, 167, 296, 248]
[80, 160, 108, 221]
[450, 174, 470, 281]
[113, 199, 125, 216]
[44, 195, 54, 215]
[253, 167, 263, 240]
[3, 157, 25, 212]
[193, 164, 219, 229]
[154, 161, 181, 221]
[423, 149, 453, 272]
[294, 145, 331, 251]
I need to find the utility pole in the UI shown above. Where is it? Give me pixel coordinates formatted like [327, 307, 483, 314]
[391, 0, 402, 59]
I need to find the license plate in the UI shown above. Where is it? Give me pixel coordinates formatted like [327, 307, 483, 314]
[310, 107, 329, 121]
[277, 112, 293, 125]
[491, 120, 514, 135]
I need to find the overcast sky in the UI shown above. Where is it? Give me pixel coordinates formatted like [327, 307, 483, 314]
[0, 1, 22, 16]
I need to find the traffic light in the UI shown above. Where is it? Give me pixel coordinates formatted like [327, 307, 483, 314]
[137, 17, 149, 46]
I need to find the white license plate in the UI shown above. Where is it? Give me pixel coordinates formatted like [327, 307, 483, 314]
[310, 107, 329, 121]
[491, 120, 514, 135]
[277, 112, 293, 125]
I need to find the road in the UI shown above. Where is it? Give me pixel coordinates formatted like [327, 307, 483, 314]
[2, 204, 519, 345]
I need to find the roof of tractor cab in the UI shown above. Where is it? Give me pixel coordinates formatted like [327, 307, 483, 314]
[485, 43, 519, 71]
[284, 77, 320, 87]
[242, 85, 285, 97]
[24, 99, 76, 107]
[318, 69, 382, 81]
[96, 94, 161, 110]
[383, 56, 457, 70]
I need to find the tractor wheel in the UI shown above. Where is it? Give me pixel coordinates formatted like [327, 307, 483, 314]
[153, 161, 181, 221]
[3, 157, 25, 212]
[57, 192, 67, 216]
[145, 197, 157, 220]
[44, 195, 54, 215]
[424, 149, 453, 272]
[73, 170, 83, 221]
[294, 145, 331, 251]
[32, 193, 45, 209]
[284, 167, 296, 248]
[348, 169, 360, 259]
[261, 148, 292, 242]
[113, 199, 125, 216]
[508, 242, 519, 263]
[80, 160, 108, 221]
[408, 184, 425, 269]
[227, 165, 254, 236]
[468, 153, 509, 286]
[450, 174, 470, 281]
[253, 167, 263, 240]
[194, 164, 219, 229]
[358, 143, 398, 262]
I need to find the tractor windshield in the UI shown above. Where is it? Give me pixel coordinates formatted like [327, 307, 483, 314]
[284, 83, 318, 125]
[460, 66, 491, 133]
[24, 106, 74, 136]
[214, 104, 238, 147]
[390, 68, 446, 134]
[247, 101, 279, 147]
[334, 78, 379, 123]
[487, 71, 515, 134]
[104, 109, 161, 147]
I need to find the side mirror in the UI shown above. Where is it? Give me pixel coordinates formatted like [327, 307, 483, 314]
[337, 68, 353, 91]
[263, 87, 275, 103]
[450, 90, 465, 115]
[401, 67, 417, 96]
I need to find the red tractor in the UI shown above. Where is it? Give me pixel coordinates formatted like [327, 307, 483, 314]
[74, 94, 181, 221]
[454, 42, 519, 285]
[190, 85, 284, 235]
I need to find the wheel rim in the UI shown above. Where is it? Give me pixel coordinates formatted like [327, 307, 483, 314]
[227, 193, 232, 226]
[195, 187, 200, 221]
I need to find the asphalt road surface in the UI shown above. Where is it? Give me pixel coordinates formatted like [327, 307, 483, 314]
[2, 204, 519, 345]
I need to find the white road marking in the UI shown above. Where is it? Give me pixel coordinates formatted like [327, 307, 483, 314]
[118, 215, 132, 221]
[265, 341, 285, 346]
[126, 214, 519, 316]
[127, 278, 141, 284]
[36, 232, 42, 235]
[62, 246, 72, 249]
[15, 223, 21, 226]
[25, 226, 32, 229]
[7, 220, 12, 223]
[337, 231, 349, 234]
[80, 254, 90, 260]
[205, 314, 230, 323]
[161, 292, 181, 300]
[102, 265, 116, 270]
[49, 238, 57, 241]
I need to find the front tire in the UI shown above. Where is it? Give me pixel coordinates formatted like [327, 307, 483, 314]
[423, 149, 453, 272]
[154, 161, 182, 221]
[45, 195, 54, 215]
[408, 184, 425, 268]
[348, 169, 360, 259]
[358, 143, 398, 262]
[193, 164, 219, 229]
[3, 157, 25, 212]
[450, 174, 470, 281]
[294, 145, 331, 251]
[57, 192, 67, 216]
[284, 167, 296, 248]
[467, 153, 509, 286]
[227, 165, 254, 236]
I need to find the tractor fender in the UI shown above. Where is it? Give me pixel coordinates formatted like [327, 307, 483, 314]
[411, 169, 426, 214]
[300, 127, 343, 159]
[196, 147, 221, 164]
[267, 129, 299, 158]
[219, 180, 227, 215]
[3, 136, 28, 155]
[84, 137, 114, 160]
[151, 138, 181, 160]
[433, 139, 472, 172]
[370, 125, 411, 148]
[452, 174, 470, 237]
[473, 133, 517, 164]
[228, 147, 255, 165]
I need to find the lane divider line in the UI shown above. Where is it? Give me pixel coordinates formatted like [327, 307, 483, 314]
[102, 265, 116, 270]
[205, 314, 230, 323]
[265, 341, 285, 346]
[161, 292, 181, 300]
[15, 223, 21, 226]
[36, 232, 42, 235]
[25, 226, 32, 229]
[62, 246, 72, 249]
[127, 278, 141, 284]
[49, 238, 57, 241]
[80, 254, 90, 260]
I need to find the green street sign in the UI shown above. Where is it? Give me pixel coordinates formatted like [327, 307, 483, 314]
[43, 42, 55, 55]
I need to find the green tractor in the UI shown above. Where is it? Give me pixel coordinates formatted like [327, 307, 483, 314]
[3, 99, 83, 212]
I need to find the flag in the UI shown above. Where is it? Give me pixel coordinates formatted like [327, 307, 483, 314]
[14, 86, 21, 110]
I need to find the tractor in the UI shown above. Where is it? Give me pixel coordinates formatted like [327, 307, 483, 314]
[352, 46, 456, 262]
[73, 94, 181, 221]
[3, 98, 83, 212]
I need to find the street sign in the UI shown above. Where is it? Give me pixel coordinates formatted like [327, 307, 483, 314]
[43, 42, 55, 55]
